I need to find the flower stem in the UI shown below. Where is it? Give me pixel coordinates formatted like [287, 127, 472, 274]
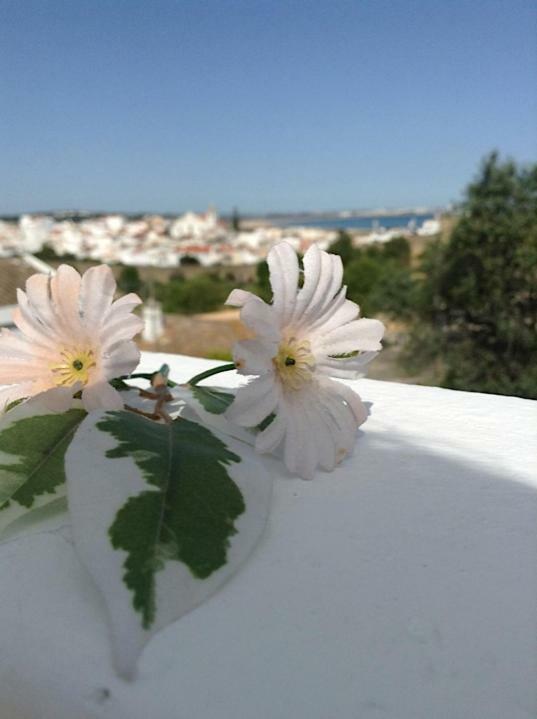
[187, 363, 237, 386]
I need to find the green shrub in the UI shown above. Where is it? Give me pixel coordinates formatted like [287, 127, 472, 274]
[407, 152, 537, 398]
[156, 275, 232, 314]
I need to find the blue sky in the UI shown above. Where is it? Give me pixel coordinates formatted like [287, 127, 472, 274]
[0, 0, 535, 214]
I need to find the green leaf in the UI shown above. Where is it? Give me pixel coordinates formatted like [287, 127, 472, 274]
[189, 385, 235, 414]
[66, 409, 272, 677]
[0, 401, 86, 538]
[101, 411, 244, 628]
[177, 385, 256, 446]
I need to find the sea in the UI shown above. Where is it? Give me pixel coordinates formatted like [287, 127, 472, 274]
[279, 213, 435, 231]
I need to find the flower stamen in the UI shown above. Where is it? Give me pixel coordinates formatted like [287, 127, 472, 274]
[274, 337, 315, 390]
[50, 348, 96, 387]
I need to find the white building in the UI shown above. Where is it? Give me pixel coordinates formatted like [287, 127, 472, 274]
[169, 208, 219, 240]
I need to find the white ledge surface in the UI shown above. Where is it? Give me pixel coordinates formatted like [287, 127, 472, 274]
[0, 352, 536, 719]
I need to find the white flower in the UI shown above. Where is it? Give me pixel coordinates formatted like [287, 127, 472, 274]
[0, 264, 144, 412]
[225, 242, 385, 479]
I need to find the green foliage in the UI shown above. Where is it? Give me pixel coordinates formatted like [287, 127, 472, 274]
[190, 386, 235, 414]
[117, 265, 142, 295]
[205, 349, 233, 362]
[35, 243, 77, 262]
[0, 408, 86, 534]
[334, 235, 414, 317]
[100, 411, 245, 629]
[381, 235, 411, 265]
[255, 260, 271, 302]
[156, 275, 233, 314]
[180, 255, 201, 266]
[329, 230, 354, 265]
[407, 152, 537, 398]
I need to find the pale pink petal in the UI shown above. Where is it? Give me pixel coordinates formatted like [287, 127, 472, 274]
[316, 351, 378, 379]
[294, 247, 342, 332]
[38, 385, 79, 413]
[82, 382, 124, 412]
[302, 392, 338, 472]
[100, 315, 145, 350]
[101, 340, 140, 380]
[254, 411, 287, 453]
[0, 382, 34, 412]
[226, 289, 257, 307]
[267, 242, 299, 327]
[308, 292, 360, 337]
[281, 390, 342, 478]
[0, 328, 55, 361]
[315, 318, 385, 354]
[50, 265, 84, 340]
[13, 293, 59, 351]
[290, 243, 322, 327]
[318, 384, 357, 451]
[320, 377, 368, 426]
[105, 293, 142, 319]
[80, 265, 117, 330]
[240, 297, 280, 341]
[0, 359, 50, 383]
[232, 338, 278, 376]
[226, 374, 279, 427]
[282, 397, 318, 479]
[24, 273, 61, 334]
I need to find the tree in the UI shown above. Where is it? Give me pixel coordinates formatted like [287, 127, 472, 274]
[408, 152, 537, 398]
[381, 236, 411, 266]
[180, 255, 200, 266]
[118, 266, 142, 295]
[255, 260, 271, 302]
[329, 230, 354, 265]
[156, 275, 232, 314]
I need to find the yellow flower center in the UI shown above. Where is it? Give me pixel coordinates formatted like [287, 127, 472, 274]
[273, 337, 315, 390]
[50, 348, 96, 387]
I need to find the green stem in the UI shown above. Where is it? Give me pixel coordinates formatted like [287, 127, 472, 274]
[187, 363, 237, 386]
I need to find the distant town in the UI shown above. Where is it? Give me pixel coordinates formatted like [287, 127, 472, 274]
[0, 208, 443, 268]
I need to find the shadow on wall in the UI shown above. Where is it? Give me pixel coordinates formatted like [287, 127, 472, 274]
[146, 431, 537, 719]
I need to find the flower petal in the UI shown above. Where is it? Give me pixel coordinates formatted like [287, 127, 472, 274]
[38, 385, 79, 413]
[0, 382, 34, 412]
[104, 293, 142, 321]
[294, 246, 343, 332]
[24, 273, 61, 335]
[13, 292, 59, 351]
[82, 382, 124, 412]
[282, 395, 321, 480]
[315, 318, 385, 354]
[100, 315, 145, 351]
[290, 243, 322, 327]
[226, 374, 279, 427]
[267, 242, 299, 327]
[232, 338, 278, 376]
[0, 328, 54, 361]
[80, 265, 117, 330]
[316, 351, 378, 379]
[239, 297, 280, 342]
[254, 411, 287, 453]
[101, 340, 140, 379]
[320, 377, 368, 426]
[0, 358, 49, 383]
[308, 291, 360, 338]
[225, 289, 257, 307]
[50, 265, 84, 340]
